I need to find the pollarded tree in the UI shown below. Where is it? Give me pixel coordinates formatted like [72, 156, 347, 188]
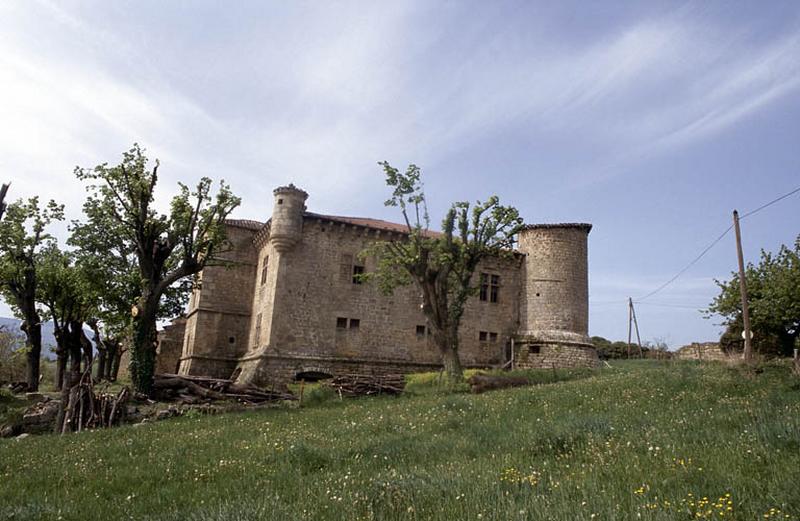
[366, 162, 524, 382]
[0, 197, 64, 391]
[69, 193, 190, 383]
[74, 144, 240, 394]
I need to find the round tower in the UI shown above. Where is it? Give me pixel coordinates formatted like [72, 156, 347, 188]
[516, 223, 598, 368]
[270, 184, 308, 252]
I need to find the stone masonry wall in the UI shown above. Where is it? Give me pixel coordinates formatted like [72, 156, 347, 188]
[179, 223, 258, 378]
[156, 317, 186, 374]
[518, 225, 590, 336]
[513, 343, 599, 369]
[237, 216, 522, 386]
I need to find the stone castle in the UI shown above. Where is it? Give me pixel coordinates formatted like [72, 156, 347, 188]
[170, 184, 598, 386]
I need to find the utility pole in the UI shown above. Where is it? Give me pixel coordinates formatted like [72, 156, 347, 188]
[733, 210, 753, 362]
[0, 183, 9, 221]
[627, 298, 643, 357]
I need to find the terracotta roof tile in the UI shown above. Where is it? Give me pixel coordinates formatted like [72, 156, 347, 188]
[304, 212, 443, 237]
[225, 219, 264, 231]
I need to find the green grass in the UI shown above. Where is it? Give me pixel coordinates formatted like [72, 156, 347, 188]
[1, 361, 799, 520]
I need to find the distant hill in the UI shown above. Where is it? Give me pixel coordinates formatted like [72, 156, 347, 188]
[0, 317, 58, 358]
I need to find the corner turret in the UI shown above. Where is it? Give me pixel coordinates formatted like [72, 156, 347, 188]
[270, 184, 308, 252]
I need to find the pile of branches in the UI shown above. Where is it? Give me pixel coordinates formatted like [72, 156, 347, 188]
[153, 373, 295, 404]
[325, 374, 406, 398]
[467, 373, 529, 394]
[58, 370, 130, 433]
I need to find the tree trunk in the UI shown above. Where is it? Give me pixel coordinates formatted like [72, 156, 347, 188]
[55, 344, 68, 391]
[20, 312, 42, 392]
[95, 350, 107, 382]
[441, 346, 464, 382]
[110, 348, 123, 381]
[105, 339, 118, 381]
[90, 323, 107, 381]
[131, 295, 159, 394]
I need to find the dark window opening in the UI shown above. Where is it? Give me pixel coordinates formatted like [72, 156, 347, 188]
[490, 275, 500, 303]
[336, 317, 348, 329]
[260, 256, 269, 285]
[349, 318, 360, 330]
[228, 336, 235, 344]
[277, 198, 284, 205]
[479, 331, 488, 342]
[479, 273, 488, 301]
[352, 265, 364, 284]
[489, 332, 498, 343]
[416, 325, 426, 337]
[529, 345, 541, 354]
[535, 292, 540, 297]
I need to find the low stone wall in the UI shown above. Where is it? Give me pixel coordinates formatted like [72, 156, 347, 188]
[675, 342, 734, 362]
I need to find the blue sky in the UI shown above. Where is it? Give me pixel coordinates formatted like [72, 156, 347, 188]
[1, 1, 799, 347]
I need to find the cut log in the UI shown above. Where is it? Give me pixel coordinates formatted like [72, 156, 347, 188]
[467, 373, 529, 394]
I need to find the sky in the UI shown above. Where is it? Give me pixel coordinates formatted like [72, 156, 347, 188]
[1, 1, 799, 348]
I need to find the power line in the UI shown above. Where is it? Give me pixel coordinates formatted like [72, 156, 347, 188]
[635, 224, 732, 301]
[740, 185, 800, 219]
[634, 183, 800, 302]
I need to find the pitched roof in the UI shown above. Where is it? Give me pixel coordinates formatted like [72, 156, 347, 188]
[304, 212, 415, 234]
[225, 219, 264, 231]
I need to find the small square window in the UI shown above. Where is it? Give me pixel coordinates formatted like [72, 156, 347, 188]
[228, 336, 236, 344]
[336, 317, 348, 329]
[479, 331, 488, 342]
[277, 198, 284, 205]
[416, 325, 426, 337]
[352, 265, 364, 284]
[529, 345, 541, 354]
[349, 318, 360, 330]
[489, 332, 498, 343]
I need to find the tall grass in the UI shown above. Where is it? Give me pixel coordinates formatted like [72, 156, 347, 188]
[1, 361, 798, 520]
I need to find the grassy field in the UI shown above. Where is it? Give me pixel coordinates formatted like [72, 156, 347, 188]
[1, 361, 798, 520]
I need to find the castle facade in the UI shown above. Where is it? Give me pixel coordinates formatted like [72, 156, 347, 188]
[176, 184, 598, 386]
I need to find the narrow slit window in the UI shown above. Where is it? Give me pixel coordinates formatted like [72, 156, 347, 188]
[479, 273, 489, 301]
[352, 265, 364, 284]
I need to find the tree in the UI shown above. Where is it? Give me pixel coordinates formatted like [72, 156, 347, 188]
[366, 162, 524, 382]
[707, 234, 800, 357]
[69, 192, 189, 383]
[0, 197, 64, 391]
[74, 145, 240, 394]
[36, 244, 97, 390]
